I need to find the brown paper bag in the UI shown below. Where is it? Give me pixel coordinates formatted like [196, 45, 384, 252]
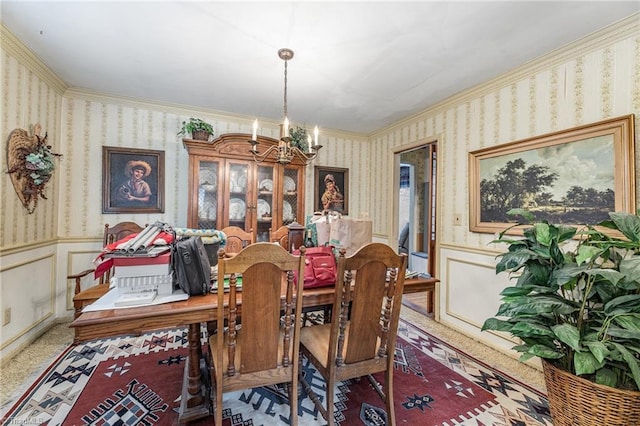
[349, 219, 373, 254]
[329, 218, 373, 255]
[315, 221, 331, 246]
[329, 218, 352, 253]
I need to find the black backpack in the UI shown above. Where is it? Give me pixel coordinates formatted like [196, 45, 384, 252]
[172, 236, 211, 296]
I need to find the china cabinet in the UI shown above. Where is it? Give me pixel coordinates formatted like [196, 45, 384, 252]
[183, 133, 306, 242]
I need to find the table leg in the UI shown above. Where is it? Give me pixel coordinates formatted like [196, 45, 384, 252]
[426, 289, 434, 314]
[178, 322, 210, 423]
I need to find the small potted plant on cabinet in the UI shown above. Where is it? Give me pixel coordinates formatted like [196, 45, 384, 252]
[177, 118, 215, 141]
[289, 125, 309, 152]
[482, 209, 640, 425]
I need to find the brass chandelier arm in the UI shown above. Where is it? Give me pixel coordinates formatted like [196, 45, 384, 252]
[249, 142, 321, 166]
[291, 146, 320, 165]
[248, 145, 282, 164]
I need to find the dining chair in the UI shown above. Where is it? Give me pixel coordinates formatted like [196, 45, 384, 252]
[68, 221, 144, 318]
[271, 222, 306, 252]
[298, 242, 407, 426]
[220, 226, 255, 254]
[269, 225, 290, 249]
[209, 243, 306, 426]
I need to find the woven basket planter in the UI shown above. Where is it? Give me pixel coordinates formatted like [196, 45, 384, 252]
[542, 360, 640, 426]
[192, 130, 211, 141]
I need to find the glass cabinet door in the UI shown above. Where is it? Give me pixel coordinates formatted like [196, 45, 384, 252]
[185, 137, 305, 235]
[227, 162, 250, 229]
[256, 165, 275, 242]
[282, 166, 300, 225]
[197, 160, 220, 229]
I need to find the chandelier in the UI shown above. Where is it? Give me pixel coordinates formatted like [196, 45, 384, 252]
[248, 48, 322, 165]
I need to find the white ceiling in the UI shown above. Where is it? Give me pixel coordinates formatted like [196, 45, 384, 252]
[2, 1, 638, 135]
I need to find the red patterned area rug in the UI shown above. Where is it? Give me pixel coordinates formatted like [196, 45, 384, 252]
[2, 320, 551, 425]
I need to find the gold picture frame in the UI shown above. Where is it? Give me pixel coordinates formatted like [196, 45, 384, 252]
[102, 146, 165, 214]
[469, 114, 635, 234]
[314, 166, 349, 215]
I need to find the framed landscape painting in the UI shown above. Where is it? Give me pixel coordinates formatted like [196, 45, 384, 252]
[102, 146, 165, 214]
[469, 115, 635, 234]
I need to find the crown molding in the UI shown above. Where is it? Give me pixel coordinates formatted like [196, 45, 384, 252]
[371, 13, 640, 138]
[1, 23, 68, 95]
[64, 86, 367, 141]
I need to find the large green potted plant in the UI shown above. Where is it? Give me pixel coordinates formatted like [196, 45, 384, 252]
[177, 117, 214, 141]
[482, 209, 640, 425]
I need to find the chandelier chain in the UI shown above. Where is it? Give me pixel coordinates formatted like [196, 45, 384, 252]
[283, 58, 288, 119]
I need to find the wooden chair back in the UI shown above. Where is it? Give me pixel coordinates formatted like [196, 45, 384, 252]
[299, 242, 407, 426]
[69, 221, 144, 318]
[269, 225, 289, 250]
[209, 243, 306, 425]
[99, 221, 145, 283]
[220, 226, 255, 254]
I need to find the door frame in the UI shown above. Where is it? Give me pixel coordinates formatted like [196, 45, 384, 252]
[390, 138, 439, 278]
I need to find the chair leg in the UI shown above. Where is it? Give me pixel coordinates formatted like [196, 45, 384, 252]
[73, 301, 83, 319]
[366, 374, 385, 400]
[366, 373, 395, 426]
[289, 377, 298, 426]
[384, 369, 396, 426]
[298, 365, 327, 422]
[207, 347, 223, 426]
[215, 388, 222, 426]
[326, 375, 335, 426]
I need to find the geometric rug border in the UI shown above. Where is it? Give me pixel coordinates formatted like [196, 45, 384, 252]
[1, 342, 76, 423]
[400, 320, 547, 399]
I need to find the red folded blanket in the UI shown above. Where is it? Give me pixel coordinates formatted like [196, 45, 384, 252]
[94, 231, 174, 279]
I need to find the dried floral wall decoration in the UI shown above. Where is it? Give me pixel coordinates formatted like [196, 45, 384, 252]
[6, 123, 62, 213]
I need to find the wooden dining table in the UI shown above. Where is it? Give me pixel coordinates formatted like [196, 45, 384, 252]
[70, 276, 437, 423]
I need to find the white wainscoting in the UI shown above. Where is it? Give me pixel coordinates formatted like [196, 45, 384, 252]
[438, 244, 522, 358]
[0, 246, 57, 360]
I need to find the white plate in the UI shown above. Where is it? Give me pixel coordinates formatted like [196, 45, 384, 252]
[237, 173, 248, 192]
[283, 176, 296, 192]
[203, 199, 217, 220]
[283, 200, 293, 221]
[199, 174, 217, 192]
[229, 198, 246, 220]
[257, 198, 271, 217]
[259, 179, 273, 192]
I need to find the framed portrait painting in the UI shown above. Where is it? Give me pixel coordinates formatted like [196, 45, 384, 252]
[469, 114, 635, 234]
[314, 166, 349, 215]
[102, 146, 165, 213]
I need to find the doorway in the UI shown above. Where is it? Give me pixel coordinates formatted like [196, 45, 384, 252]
[393, 142, 437, 277]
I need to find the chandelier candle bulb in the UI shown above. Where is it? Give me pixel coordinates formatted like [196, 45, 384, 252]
[314, 126, 319, 145]
[283, 117, 290, 138]
[251, 119, 258, 141]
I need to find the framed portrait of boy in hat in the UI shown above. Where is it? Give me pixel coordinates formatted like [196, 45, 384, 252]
[102, 146, 165, 213]
[314, 166, 348, 215]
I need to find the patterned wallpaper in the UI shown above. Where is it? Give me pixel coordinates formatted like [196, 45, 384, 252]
[1, 27, 64, 250]
[56, 96, 369, 240]
[370, 16, 640, 252]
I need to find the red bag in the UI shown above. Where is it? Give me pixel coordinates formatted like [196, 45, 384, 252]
[294, 246, 337, 288]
